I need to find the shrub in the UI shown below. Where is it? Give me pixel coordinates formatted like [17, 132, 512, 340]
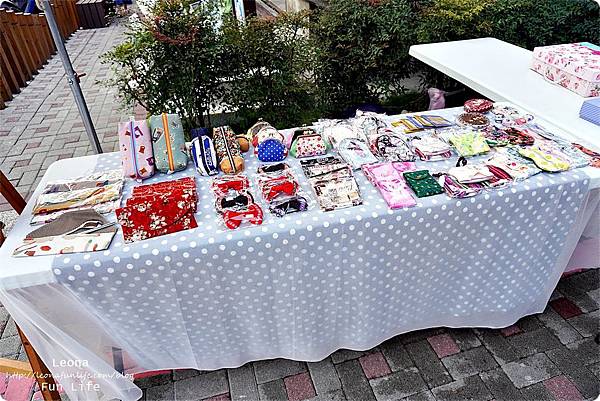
[311, 0, 417, 115]
[102, 0, 226, 130]
[220, 12, 322, 129]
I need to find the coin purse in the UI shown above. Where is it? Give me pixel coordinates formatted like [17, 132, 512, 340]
[290, 128, 329, 158]
[403, 170, 444, 198]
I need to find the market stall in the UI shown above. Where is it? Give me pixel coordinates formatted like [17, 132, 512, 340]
[0, 103, 599, 401]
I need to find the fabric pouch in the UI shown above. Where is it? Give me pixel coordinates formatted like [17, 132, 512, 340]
[214, 126, 245, 174]
[338, 138, 378, 169]
[487, 148, 542, 180]
[190, 128, 218, 176]
[518, 145, 571, 172]
[118, 118, 155, 180]
[447, 165, 494, 183]
[403, 170, 444, 198]
[149, 113, 188, 174]
[554, 142, 590, 169]
[290, 129, 329, 158]
[363, 162, 416, 209]
[370, 131, 415, 162]
[13, 210, 117, 257]
[449, 131, 491, 157]
[256, 138, 288, 162]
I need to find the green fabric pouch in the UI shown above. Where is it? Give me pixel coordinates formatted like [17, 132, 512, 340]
[403, 170, 444, 198]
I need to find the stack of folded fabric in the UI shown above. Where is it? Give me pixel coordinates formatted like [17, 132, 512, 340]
[116, 177, 198, 243]
[31, 170, 124, 225]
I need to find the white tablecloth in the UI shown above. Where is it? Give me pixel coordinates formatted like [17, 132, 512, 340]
[0, 106, 598, 401]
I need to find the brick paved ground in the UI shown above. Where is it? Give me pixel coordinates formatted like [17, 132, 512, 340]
[0, 19, 127, 213]
[132, 269, 600, 401]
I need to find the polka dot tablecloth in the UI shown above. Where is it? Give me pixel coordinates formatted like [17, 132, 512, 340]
[48, 146, 591, 375]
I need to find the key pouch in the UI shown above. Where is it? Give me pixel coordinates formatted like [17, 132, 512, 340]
[290, 128, 329, 158]
[118, 118, 155, 180]
[190, 128, 218, 176]
[149, 113, 188, 174]
[338, 138, 378, 169]
[403, 170, 444, 198]
[256, 138, 288, 162]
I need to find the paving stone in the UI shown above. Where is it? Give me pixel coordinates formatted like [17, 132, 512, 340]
[427, 334, 460, 358]
[474, 329, 519, 365]
[398, 328, 445, 345]
[516, 315, 543, 332]
[359, 352, 391, 380]
[145, 383, 174, 401]
[134, 371, 173, 389]
[441, 347, 498, 380]
[506, 328, 562, 358]
[307, 358, 341, 395]
[405, 340, 452, 388]
[431, 375, 493, 401]
[550, 297, 583, 319]
[284, 372, 315, 401]
[570, 292, 599, 313]
[4, 376, 35, 401]
[0, 336, 22, 358]
[449, 329, 481, 352]
[369, 367, 427, 401]
[253, 359, 306, 384]
[379, 338, 413, 372]
[588, 362, 600, 380]
[479, 368, 522, 401]
[543, 375, 583, 401]
[173, 369, 200, 381]
[537, 306, 583, 345]
[565, 337, 600, 366]
[174, 370, 229, 401]
[401, 390, 435, 401]
[557, 270, 599, 297]
[335, 359, 376, 401]
[501, 353, 560, 388]
[519, 382, 553, 401]
[567, 309, 600, 338]
[309, 389, 346, 401]
[330, 349, 365, 364]
[228, 364, 259, 401]
[258, 380, 287, 401]
[204, 394, 231, 401]
[499, 325, 521, 337]
[546, 346, 600, 399]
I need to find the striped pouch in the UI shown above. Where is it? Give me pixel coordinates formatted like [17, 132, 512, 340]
[149, 113, 188, 174]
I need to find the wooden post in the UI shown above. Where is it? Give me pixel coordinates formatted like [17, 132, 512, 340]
[18, 13, 43, 70]
[0, 29, 20, 94]
[39, 14, 57, 54]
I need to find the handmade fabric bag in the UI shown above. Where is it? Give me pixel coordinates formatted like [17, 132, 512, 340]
[370, 131, 415, 162]
[190, 128, 218, 176]
[518, 145, 571, 172]
[403, 170, 444, 198]
[118, 118, 155, 180]
[411, 136, 452, 161]
[289, 128, 328, 158]
[149, 113, 188, 174]
[338, 138, 378, 169]
[362, 162, 416, 209]
[248, 120, 288, 162]
[447, 165, 494, 183]
[486, 148, 541, 180]
[449, 131, 491, 157]
[214, 126, 245, 174]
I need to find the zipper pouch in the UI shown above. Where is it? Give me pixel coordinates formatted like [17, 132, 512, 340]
[554, 142, 590, 169]
[403, 170, 444, 198]
[118, 118, 155, 180]
[338, 138, 378, 169]
[447, 165, 494, 183]
[487, 147, 542, 180]
[290, 128, 329, 158]
[214, 126, 245, 174]
[370, 131, 415, 162]
[190, 128, 218, 176]
[449, 131, 491, 157]
[411, 136, 452, 161]
[518, 145, 571, 172]
[149, 113, 188, 174]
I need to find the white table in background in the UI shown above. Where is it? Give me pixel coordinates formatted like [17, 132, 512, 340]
[409, 38, 600, 148]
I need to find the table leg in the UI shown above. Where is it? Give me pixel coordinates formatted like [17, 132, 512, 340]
[17, 327, 61, 401]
